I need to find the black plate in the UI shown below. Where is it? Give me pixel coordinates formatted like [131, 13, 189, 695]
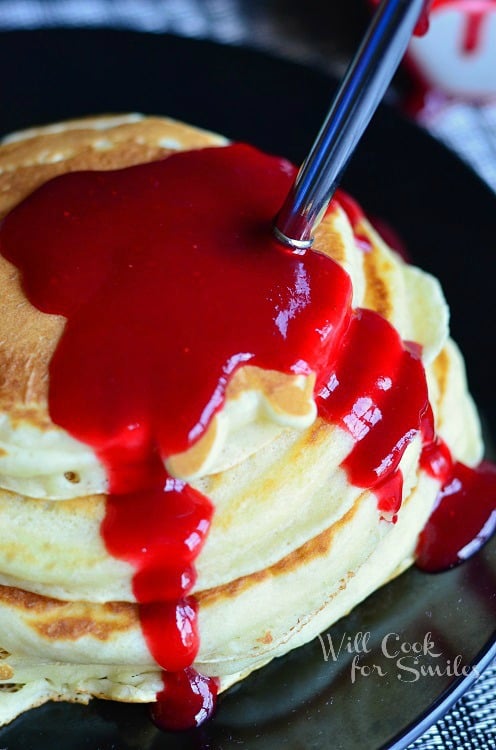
[0, 29, 495, 750]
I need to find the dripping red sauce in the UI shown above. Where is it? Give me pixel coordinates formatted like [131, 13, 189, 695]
[1, 143, 495, 727]
[151, 669, 219, 731]
[417, 409, 496, 569]
[317, 309, 427, 492]
[417, 458, 496, 571]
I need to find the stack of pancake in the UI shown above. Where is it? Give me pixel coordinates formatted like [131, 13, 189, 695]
[0, 115, 483, 726]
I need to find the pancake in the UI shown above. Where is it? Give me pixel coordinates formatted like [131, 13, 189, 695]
[0, 115, 486, 727]
[0, 335, 481, 604]
[0, 115, 450, 499]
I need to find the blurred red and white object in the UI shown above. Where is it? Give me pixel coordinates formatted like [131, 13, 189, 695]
[368, 1, 496, 102]
[367, 1, 496, 192]
[408, 1, 496, 102]
[405, 1, 496, 193]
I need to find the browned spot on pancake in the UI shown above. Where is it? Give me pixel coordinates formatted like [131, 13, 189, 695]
[314, 217, 346, 264]
[197, 496, 363, 607]
[64, 471, 80, 484]
[169, 366, 316, 478]
[0, 116, 224, 416]
[304, 417, 331, 445]
[34, 604, 136, 642]
[257, 631, 273, 645]
[0, 448, 6, 457]
[432, 347, 449, 403]
[226, 366, 315, 417]
[0, 253, 65, 412]
[167, 414, 219, 478]
[4, 405, 55, 431]
[0, 664, 14, 680]
[0, 584, 63, 611]
[0, 117, 223, 219]
[51, 493, 106, 521]
[0, 143, 170, 221]
[363, 243, 392, 320]
[0, 117, 220, 168]
[0, 585, 138, 641]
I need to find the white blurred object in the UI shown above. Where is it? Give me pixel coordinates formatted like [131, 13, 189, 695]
[419, 99, 496, 190]
[407, 1, 496, 101]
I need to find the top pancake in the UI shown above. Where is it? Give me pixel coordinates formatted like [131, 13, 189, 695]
[0, 113, 225, 417]
[0, 113, 456, 500]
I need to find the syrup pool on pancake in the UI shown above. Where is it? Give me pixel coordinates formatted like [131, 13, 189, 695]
[0, 140, 494, 729]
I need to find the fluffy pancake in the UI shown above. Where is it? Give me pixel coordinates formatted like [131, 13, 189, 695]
[0, 115, 450, 498]
[0, 115, 485, 726]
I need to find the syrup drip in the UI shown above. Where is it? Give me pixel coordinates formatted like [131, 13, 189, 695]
[151, 669, 219, 731]
[417, 410, 496, 570]
[419, 405, 453, 486]
[317, 308, 428, 490]
[101, 466, 213, 671]
[1, 142, 495, 728]
[416, 460, 496, 571]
